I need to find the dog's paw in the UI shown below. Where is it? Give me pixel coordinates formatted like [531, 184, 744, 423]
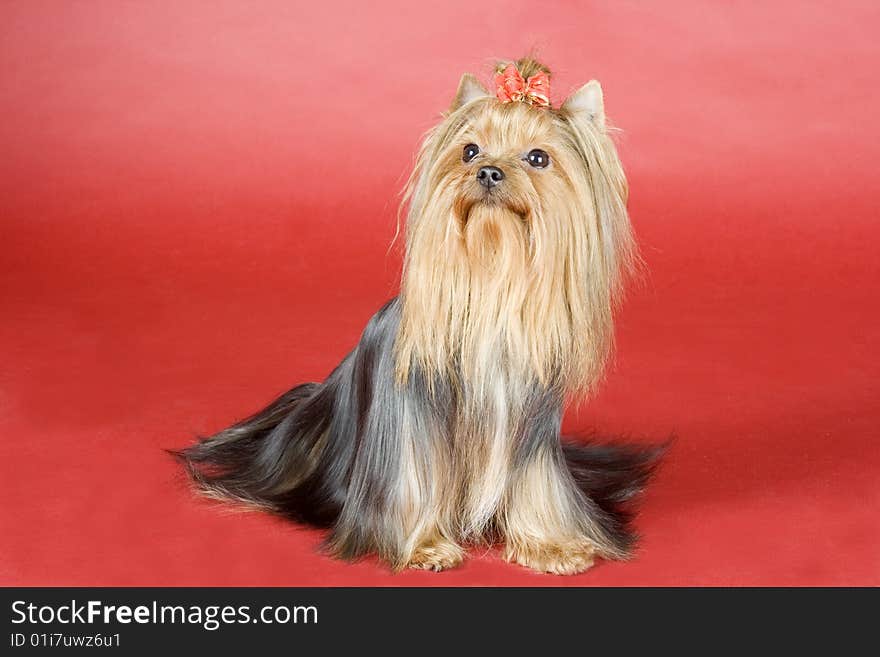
[503, 540, 596, 575]
[406, 540, 465, 572]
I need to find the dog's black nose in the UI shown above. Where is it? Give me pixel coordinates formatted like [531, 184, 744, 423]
[477, 166, 505, 189]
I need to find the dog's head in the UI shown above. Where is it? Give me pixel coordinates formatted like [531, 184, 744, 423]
[397, 58, 636, 394]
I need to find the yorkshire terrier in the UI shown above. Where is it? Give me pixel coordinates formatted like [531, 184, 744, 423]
[175, 58, 662, 575]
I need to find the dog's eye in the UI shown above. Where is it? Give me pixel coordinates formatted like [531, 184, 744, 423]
[463, 143, 480, 163]
[526, 149, 550, 168]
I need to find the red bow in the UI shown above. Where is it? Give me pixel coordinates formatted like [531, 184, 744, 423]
[494, 63, 551, 108]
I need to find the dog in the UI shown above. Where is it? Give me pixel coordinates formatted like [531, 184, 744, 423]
[174, 57, 662, 575]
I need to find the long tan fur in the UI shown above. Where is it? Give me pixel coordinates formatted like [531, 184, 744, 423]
[396, 60, 634, 397]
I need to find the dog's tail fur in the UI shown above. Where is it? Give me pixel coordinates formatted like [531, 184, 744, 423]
[561, 441, 667, 556]
[170, 378, 352, 528]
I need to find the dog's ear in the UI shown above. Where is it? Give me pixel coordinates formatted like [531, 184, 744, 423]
[562, 80, 605, 129]
[451, 73, 489, 111]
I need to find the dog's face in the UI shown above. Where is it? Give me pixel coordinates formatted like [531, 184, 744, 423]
[449, 101, 566, 226]
[436, 98, 599, 271]
[397, 59, 635, 393]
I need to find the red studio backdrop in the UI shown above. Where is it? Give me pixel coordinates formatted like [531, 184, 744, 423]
[1, 1, 877, 586]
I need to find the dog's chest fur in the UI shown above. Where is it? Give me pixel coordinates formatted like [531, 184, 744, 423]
[448, 344, 542, 536]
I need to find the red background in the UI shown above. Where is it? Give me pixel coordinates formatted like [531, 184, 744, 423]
[1, 1, 877, 586]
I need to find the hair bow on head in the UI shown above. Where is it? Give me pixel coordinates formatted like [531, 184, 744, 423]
[494, 63, 551, 108]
